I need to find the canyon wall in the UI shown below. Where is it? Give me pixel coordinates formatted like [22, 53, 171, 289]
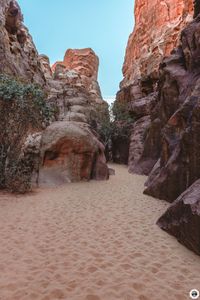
[116, 0, 194, 170]
[0, 0, 109, 192]
[122, 0, 193, 88]
[118, 0, 200, 254]
[0, 0, 46, 85]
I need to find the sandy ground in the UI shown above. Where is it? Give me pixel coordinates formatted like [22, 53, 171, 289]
[0, 164, 199, 300]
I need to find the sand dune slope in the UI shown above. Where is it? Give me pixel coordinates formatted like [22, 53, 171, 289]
[0, 164, 199, 300]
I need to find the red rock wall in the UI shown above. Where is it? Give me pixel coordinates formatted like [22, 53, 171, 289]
[122, 0, 194, 88]
[63, 48, 99, 80]
[0, 0, 45, 85]
[144, 13, 200, 202]
[51, 48, 102, 98]
[114, 0, 194, 171]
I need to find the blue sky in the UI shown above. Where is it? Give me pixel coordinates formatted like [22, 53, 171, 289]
[17, 0, 134, 99]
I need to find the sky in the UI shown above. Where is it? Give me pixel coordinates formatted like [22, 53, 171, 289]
[17, 0, 134, 101]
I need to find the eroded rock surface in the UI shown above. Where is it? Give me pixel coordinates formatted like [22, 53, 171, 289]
[157, 179, 200, 255]
[40, 49, 108, 127]
[37, 49, 109, 186]
[38, 122, 108, 186]
[122, 0, 193, 88]
[52, 48, 102, 99]
[0, 0, 45, 85]
[144, 14, 200, 202]
[115, 0, 193, 173]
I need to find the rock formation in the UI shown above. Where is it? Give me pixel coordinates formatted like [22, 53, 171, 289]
[0, 0, 45, 85]
[122, 0, 193, 88]
[157, 179, 200, 255]
[38, 121, 108, 186]
[115, 0, 200, 255]
[0, 0, 109, 192]
[116, 0, 193, 170]
[144, 9, 200, 202]
[40, 49, 109, 186]
[52, 48, 102, 99]
[44, 48, 108, 127]
[143, 0, 200, 255]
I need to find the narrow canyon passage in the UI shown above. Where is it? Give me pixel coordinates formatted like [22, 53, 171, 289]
[0, 165, 199, 300]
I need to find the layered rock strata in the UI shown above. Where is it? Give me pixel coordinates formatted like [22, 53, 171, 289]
[40, 48, 108, 128]
[52, 48, 102, 99]
[38, 48, 109, 185]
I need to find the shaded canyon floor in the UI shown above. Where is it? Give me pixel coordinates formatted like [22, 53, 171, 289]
[0, 165, 199, 300]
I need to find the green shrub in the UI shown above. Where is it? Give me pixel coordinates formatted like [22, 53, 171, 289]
[0, 74, 52, 121]
[0, 74, 51, 192]
[97, 101, 135, 146]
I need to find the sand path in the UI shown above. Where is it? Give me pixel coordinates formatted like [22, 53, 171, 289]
[0, 164, 199, 300]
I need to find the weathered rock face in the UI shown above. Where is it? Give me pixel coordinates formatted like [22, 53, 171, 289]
[157, 179, 200, 255]
[0, 0, 45, 85]
[144, 14, 200, 202]
[38, 122, 108, 186]
[39, 55, 53, 80]
[137, 0, 200, 256]
[122, 0, 193, 88]
[52, 48, 102, 99]
[128, 116, 151, 174]
[40, 49, 108, 127]
[38, 49, 110, 186]
[115, 0, 194, 172]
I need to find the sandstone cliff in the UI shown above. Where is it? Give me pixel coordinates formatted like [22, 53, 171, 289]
[122, 0, 193, 88]
[115, 0, 194, 170]
[144, 5, 200, 202]
[120, 0, 200, 255]
[0, 0, 109, 192]
[48, 48, 108, 127]
[52, 48, 102, 99]
[0, 0, 45, 85]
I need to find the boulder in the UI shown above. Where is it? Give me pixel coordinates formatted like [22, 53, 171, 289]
[157, 179, 200, 255]
[38, 121, 109, 186]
